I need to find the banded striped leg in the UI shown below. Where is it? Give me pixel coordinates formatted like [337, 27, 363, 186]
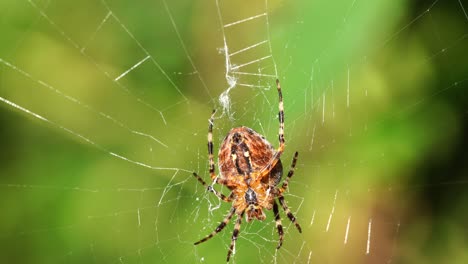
[276, 79, 285, 153]
[194, 207, 236, 245]
[208, 110, 217, 181]
[273, 201, 284, 249]
[192, 172, 233, 202]
[258, 80, 286, 177]
[280, 151, 299, 192]
[227, 212, 244, 262]
[278, 196, 302, 233]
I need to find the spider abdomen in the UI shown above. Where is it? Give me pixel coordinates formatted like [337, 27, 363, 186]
[218, 126, 283, 188]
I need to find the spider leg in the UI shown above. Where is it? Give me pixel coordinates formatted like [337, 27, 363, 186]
[208, 109, 217, 181]
[280, 151, 299, 192]
[194, 207, 236, 245]
[192, 172, 233, 202]
[278, 196, 302, 233]
[276, 79, 285, 153]
[258, 80, 287, 177]
[273, 200, 284, 249]
[227, 211, 245, 262]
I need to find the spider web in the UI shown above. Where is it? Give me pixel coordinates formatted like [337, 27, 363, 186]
[0, 0, 467, 263]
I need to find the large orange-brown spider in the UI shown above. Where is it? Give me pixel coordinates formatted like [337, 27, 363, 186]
[193, 79, 302, 261]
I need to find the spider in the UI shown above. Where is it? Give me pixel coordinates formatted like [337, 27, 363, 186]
[193, 79, 302, 262]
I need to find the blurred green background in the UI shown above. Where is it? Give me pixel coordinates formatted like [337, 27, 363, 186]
[0, 0, 467, 263]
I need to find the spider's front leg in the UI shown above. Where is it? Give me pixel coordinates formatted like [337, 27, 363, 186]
[278, 196, 302, 233]
[273, 200, 284, 249]
[277, 152, 302, 233]
[227, 211, 245, 262]
[279, 151, 299, 193]
[194, 207, 236, 245]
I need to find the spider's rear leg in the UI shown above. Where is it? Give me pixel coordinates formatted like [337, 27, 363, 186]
[259, 80, 286, 177]
[276, 79, 285, 152]
[208, 109, 217, 181]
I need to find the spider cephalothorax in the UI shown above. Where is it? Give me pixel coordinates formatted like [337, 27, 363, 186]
[193, 80, 302, 261]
